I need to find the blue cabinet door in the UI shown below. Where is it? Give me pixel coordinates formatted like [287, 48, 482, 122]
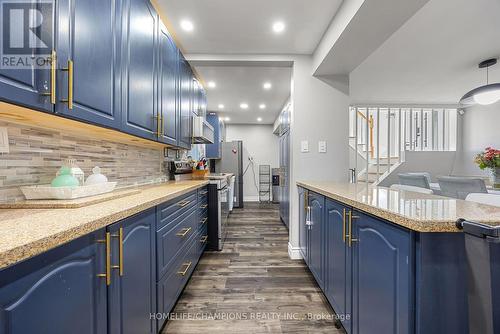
[55, 0, 121, 129]
[108, 208, 156, 334]
[177, 55, 192, 149]
[298, 187, 309, 263]
[0, 0, 53, 112]
[351, 211, 412, 334]
[158, 23, 178, 146]
[308, 191, 325, 288]
[120, 0, 158, 140]
[0, 230, 107, 334]
[325, 199, 352, 333]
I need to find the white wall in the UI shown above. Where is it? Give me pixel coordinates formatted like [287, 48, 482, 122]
[349, 0, 500, 104]
[225, 124, 279, 202]
[288, 55, 350, 257]
[456, 103, 500, 176]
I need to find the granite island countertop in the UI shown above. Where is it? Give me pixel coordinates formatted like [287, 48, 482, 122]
[297, 181, 500, 232]
[0, 180, 208, 270]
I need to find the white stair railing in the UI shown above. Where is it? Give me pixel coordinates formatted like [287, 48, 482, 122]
[349, 105, 458, 184]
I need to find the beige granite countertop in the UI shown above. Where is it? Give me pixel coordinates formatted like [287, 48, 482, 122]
[297, 181, 500, 232]
[0, 180, 208, 270]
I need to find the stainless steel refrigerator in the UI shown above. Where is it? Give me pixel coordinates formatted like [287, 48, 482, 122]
[216, 141, 244, 208]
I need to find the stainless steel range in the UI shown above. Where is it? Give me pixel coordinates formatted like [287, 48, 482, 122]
[206, 174, 230, 251]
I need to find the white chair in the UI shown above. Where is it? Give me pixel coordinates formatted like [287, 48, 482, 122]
[437, 176, 488, 200]
[390, 184, 434, 194]
[465, 193, 500, 207]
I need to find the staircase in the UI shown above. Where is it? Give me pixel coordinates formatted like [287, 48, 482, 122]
[349, 106, 458, 185]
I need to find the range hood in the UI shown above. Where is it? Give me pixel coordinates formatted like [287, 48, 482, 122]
[192, 116, 215, 144]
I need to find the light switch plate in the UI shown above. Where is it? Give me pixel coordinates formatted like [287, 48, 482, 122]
[0, 127, 9, 153]
[301, 140, 309, 153]
[318, 141, 327, 153]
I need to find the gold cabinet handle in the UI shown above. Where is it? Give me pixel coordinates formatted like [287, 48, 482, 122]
[111, 227, 124, 276]
[154, 114, 162, 138]
[177, 261, 192, 276]
[60, 59, 73, 109]
[348, 211, 359, 247]
[176, 227, 192, 237]
[200, 217, 208, 225]
[177, 200, 191, 208]
[41, 50, 56, 104]
[199, 190, 208, 195]
[200, 204, 208, 209]
[342, 208, 347, 243]
[200, 235, 208, 243]
[97, 232, 111, 285]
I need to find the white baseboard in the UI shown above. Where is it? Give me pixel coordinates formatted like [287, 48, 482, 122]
[288, 242, 303, 260]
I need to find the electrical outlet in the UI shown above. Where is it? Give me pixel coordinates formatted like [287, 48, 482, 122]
[0, 127, 9, 153]
[318, 141, 327, 153]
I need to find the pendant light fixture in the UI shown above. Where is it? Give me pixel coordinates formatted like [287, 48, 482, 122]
[460, 58, 500, 106]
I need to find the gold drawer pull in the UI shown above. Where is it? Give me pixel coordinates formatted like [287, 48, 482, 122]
[60, 59, 73, 109]
[110, 227, 124, 276]
[199, 190, 208, 195]
[176, 227, 192, 237]
[200, 217, 208, 225]
[200, 204, 208, 209]
[177, 261, 192, 276]
[96, 232, 111, 286]
[177, 200, 191, 207]
[200, 235, 208, 243]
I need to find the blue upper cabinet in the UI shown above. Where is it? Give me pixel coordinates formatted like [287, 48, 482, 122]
[0, 0, 54, 112]
[108, 208, 156, 334]
[351, 211, 412, 334]
[158, 22, 179, 146]
[205, 114, 221, 159]
[55, 0, 121, 129]
[0, 230, 107, 334]
[120, 0, 158, 140]
[325, 199, 352, 333]
[178, 55, 193, 149]
[308, 191, 325, 288]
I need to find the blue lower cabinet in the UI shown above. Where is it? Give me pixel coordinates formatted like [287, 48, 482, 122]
[308, 191, 325, 289]
[351, 211, 412, 334]
[108, 208, 156, 334]
[325, 199, 352, 333]
[0, 230, 107, 334]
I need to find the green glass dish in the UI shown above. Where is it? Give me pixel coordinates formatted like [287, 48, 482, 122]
[51, 166, 79, 187]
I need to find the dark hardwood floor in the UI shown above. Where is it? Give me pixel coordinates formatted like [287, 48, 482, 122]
[163, 203, 344, 333]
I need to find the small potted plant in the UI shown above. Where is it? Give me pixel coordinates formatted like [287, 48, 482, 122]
[475, 147, 500, 188]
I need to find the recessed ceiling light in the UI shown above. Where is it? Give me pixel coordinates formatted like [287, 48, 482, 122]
[263, 82, 272, 90]
[224, 117, 230, 121]
[240, 103, 249, 109]
[259, 104, 266, 110]
[218, 104, 225, 109]
[272, 21, 285, 34]
[180, 20, 194, 32]
[207, 81, 216, 89]
[257, 117, 263, 122]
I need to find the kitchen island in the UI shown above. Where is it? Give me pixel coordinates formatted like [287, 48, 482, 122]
[297, 181, 500, 334]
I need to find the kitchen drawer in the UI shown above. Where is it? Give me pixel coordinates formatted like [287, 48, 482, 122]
[157, 207, 198, 279]
[198, 210, 208, 232]
[197, 227, 208, 256]
[157, 191, 197, 231]
[157, 239, 197, 330]
[198, 187, 208, 200]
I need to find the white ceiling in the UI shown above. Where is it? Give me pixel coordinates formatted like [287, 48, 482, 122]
[194, 65, 291, 124]
[156, 0, 343, 54]
[349, 0, 500, 104]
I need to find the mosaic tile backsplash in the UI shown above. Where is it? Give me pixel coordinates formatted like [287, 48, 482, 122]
[0, 120, 166, 203]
